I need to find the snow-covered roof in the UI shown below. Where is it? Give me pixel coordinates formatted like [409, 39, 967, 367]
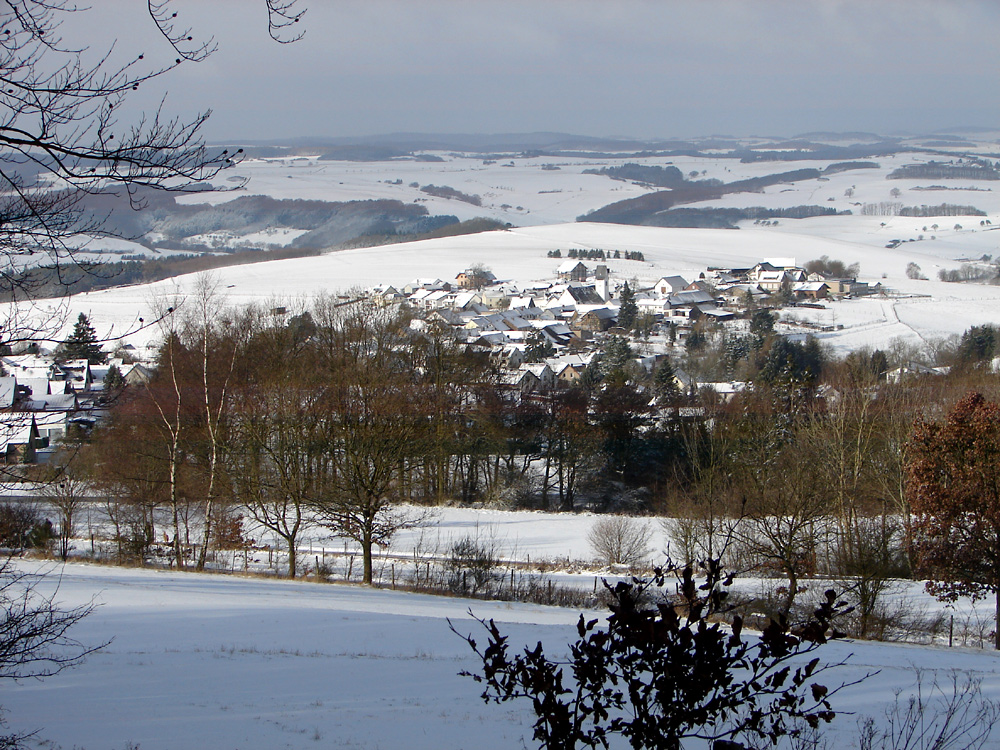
[557, 260, 588, 273]
[18, 378, 53, 397]
[756, 271, 787, 282]
[668, 290, 715, 306]
[27, 393, 77, 411]
[653, 276, 688, 294]
[520, 363, 553, 378]
[0, 377, 15, 408]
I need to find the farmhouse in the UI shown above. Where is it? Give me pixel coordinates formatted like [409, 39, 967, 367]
[556, 260, 589, 282]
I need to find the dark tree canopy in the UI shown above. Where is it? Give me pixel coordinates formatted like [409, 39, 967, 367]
[617, 281, 637, 330]
[599, 335, 633, 384]
[754, 336, 824, 388]
[955, 324, 997, 367]
[653, 357, 680, 404]
[524, 330, 555, 363]
[455, 560, 852, 750]
[749, 308, 776, 338]
[803, 255, 860, 279]
[908, 392, 1000, 649]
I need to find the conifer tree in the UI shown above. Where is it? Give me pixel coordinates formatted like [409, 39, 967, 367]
[59, 314, 106, 364]
[600, 336, 634, 386]
[654, 358, 680, 404]
[102, 364, 125, 393]
[524, 331, 555, 363]
[617, 281, 638, 330]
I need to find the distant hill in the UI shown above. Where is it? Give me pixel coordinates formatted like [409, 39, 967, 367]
[76, 188, 463, 252]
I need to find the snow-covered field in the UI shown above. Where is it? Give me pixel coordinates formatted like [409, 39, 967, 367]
[51, 219, 1000, 356]
[4, 558, 1000, 750]
[6, 503, 1000, 749]
[184, 150, 1000, 230]
[18, 145, 1000, 353]
[7, 146, 1000, 748]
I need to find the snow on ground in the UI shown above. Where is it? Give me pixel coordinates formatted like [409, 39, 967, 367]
[42, 219, 1000, 353]
[6, 148, 1000, 747]
[783, 286, 1000, 356]
[184, 227, 312, 250]
[181, 154, 654, 227]
[18, 146, 1000, 353]
[179, 150, 1000, 237]
[4, 559, 1000, 750]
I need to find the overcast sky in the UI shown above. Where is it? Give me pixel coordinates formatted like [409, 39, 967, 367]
[94, 0, 1000, 142]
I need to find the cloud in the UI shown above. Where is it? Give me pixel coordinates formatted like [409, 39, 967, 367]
[98, 0, 1000, 140]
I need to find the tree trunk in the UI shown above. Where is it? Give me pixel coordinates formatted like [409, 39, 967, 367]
[995, 587, 1000, 651]
[783, 566, 798, 617]
[539, 452, 551, 509]
[286, 538, 297, 579]
[170, 452, 183, 569]
[197, 498, 213, 571]
[362, 525, 374, 585]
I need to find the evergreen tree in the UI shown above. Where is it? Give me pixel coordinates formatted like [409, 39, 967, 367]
[749, 309, 776, 338]
[754, 336, 824, 388]
[956, 324, 997, 366]
[617, 281, 638, 330]
[869, 349, 889, 381]
[104, 365, 125, 393]
[59, 313, 106, 364]
[579, 361, 603, 392]
[103, 363, 125, 392]
[600, 335, 634, 385]
[524, 331, 555, 363]
[654, 358, 681, 404]
[685, 328, 706, 352]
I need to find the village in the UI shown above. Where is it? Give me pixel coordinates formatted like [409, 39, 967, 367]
[368, 253, 881, 395]
[0, 253, 887, 465]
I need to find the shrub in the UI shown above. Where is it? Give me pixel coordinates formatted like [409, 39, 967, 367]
[446, 533, 504, 596]
[455, 559, 854, 750]
[587, 516, 652, 570]
[0, 504, 52, 550]
[857, 672, 999, 750]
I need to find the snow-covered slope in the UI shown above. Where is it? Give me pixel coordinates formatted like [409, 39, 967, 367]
[186, 151, 1000, 232]
[4, 560, 999, 750]
[51, 221, 1000, 355]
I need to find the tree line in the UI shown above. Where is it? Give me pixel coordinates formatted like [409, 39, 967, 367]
[60, 297, 1000, 635]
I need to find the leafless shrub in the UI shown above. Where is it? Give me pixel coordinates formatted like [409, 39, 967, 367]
[446, 528, 506, 596]
[835, 583, 939, 643]
[952, 607, 996, 649]
[0, 504, 52, 552]
[858, 671, 1000, 750]
[661, 502, 737, 569]
[588, 516, 653, 570]
[483, 469, 534, 510]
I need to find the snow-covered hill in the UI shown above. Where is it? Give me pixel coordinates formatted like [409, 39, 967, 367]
[49, 220, 1000, 356]
[4, 560, 999, 750]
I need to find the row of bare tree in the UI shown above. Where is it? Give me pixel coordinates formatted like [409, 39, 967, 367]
[64, 287, 1000, 618]
[662, 371, 1000, 639]
[68, 288, 697, 581]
